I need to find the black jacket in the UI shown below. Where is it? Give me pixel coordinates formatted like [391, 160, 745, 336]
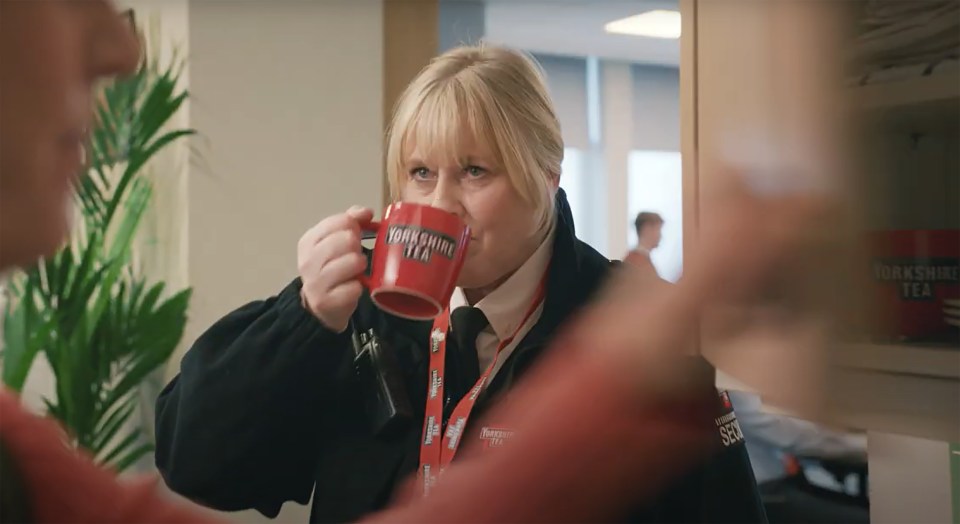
[155, 190, 765, 523]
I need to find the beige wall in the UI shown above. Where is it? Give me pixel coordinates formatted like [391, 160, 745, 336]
[183, 2, 384, 521]
[182, 0, 384, 370]
[180, 0, 443, 518]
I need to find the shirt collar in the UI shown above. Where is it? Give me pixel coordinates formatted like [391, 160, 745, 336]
[449, 221, 555, 341]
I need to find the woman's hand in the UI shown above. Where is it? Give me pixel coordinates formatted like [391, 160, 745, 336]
[297, 205, 374, 332]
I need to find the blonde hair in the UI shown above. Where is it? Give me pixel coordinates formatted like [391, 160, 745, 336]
[385, 44, 564, 232]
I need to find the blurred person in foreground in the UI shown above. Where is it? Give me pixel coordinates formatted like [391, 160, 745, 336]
[0, 0, 839, 522]
[0, 0, 205, 521]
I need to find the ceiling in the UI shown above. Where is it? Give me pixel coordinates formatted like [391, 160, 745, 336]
[481, 0, 680, 67]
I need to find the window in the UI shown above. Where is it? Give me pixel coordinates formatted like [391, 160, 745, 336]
[559, 147, 607, 252]
[559, 147, 586, 233]
[627, 150, 683, 282]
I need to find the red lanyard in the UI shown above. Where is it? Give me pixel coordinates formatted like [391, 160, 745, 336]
[418, 274, 547, 495]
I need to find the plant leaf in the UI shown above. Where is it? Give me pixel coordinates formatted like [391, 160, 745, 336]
[101, 288, 190, 412]
[92, 395, 138, 454]
[111, 443, 154, 473]
[99, 429, 143, 466]
[1, 278, 54, 392]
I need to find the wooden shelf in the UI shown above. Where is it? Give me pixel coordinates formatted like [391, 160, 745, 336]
[836, 342, 960, 380]
[853, 69, 960, 133]
[823, 342, 959, 442]
[825, 365, 960, 443]
[857, 69, 960, 111]
[715, 343, 960, 442]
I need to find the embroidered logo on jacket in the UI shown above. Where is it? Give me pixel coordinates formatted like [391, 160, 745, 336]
[479, 427, 515, 448]
[714, 410, 745, 447]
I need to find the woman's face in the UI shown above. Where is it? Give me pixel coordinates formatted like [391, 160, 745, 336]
[0, 0, 140, 270]
[400, 134, 550, 292]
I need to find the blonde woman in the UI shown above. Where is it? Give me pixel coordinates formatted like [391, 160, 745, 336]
[155, 44, 764, 523]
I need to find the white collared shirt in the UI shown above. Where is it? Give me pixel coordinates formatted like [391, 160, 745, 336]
[448, 222, 555, 382]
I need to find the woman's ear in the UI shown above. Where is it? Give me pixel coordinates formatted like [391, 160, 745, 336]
[549, 172, 561, 190]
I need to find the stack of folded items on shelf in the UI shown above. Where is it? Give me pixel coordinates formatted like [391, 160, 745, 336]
[853, 0, 959, 74]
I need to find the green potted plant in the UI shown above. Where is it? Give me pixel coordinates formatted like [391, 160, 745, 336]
[0, 16, 193, 473]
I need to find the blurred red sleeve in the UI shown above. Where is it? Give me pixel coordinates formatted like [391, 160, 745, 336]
[368, 344, 717, 524]
[0, 390, 222, 524]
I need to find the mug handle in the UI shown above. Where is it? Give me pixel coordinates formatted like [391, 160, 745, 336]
[357, 219, 380, 289]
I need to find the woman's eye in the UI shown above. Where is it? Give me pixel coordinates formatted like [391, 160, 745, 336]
[409, 167, 432, 180]
[463, 165, 487, 178]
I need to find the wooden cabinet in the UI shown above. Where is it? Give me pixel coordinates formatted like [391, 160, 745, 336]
[681, 0, 960, 443]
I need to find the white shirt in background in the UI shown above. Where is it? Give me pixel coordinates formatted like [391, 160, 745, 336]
[727, 390, 868, 484]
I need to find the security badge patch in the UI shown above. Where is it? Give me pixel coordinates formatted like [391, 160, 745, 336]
[715, 390, 745, 448]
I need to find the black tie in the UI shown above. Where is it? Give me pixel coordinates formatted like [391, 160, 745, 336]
[445, 306, 488, 407]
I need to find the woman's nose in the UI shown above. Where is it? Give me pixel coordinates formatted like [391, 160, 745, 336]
[430, 175, 464, 216]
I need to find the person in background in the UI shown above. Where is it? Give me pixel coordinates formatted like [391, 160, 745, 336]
[625, 211, 664, 276]
[727, 389, 870, 524]
[155, 44, 765, 523]
[0, 1, 834, 522]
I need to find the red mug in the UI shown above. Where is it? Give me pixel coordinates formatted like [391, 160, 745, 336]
[360, 202, 470, 320]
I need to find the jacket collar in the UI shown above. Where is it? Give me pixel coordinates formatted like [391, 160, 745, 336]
[526, 188, 608, 338]
[480, 188, 613, 387]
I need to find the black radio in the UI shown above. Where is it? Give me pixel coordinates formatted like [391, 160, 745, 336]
[351, 327, 414, 437]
